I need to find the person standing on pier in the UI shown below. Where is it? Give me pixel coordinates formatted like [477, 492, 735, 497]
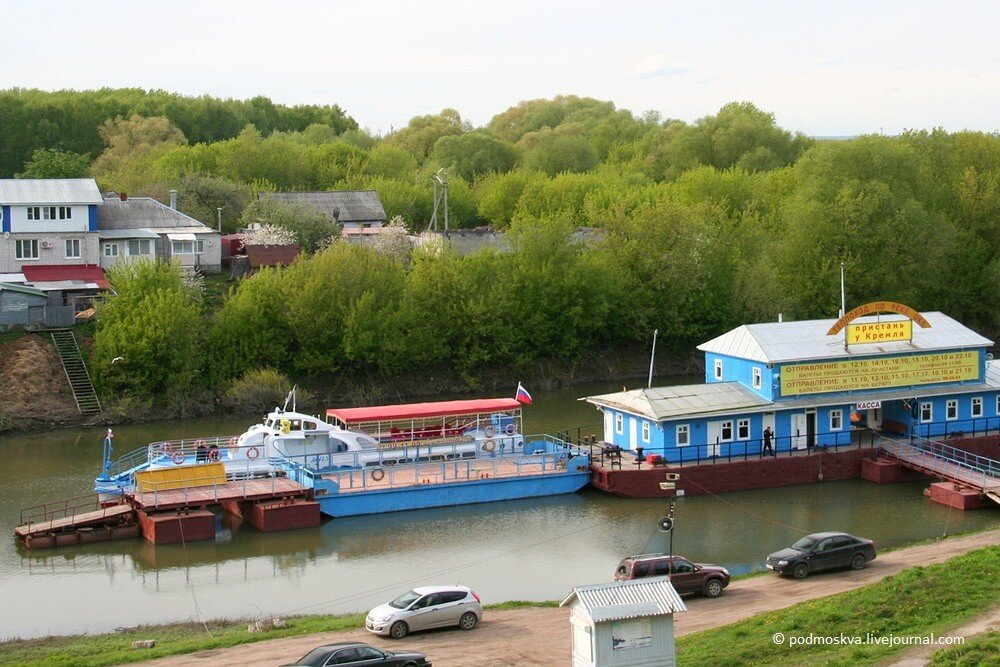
[762, 426, 775, 457]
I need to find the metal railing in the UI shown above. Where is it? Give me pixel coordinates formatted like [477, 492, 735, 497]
[134, 464, 295, 508]
[878, 437, 1000, 491]
[910, 416, 1000, 440]
[18, 493, 126, 531]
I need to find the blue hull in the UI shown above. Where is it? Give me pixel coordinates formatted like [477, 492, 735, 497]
[314, 471, 591, 517]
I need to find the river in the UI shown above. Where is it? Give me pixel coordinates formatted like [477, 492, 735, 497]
[1, 379, 998, 640]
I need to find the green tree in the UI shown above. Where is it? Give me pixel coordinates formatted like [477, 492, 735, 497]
[240, 195, 340, 252]
[14, 148, 91, 178]
[430, 132, 517, 181]
[519, 129, 598, 176]
[210, 267, 292, 379]
[175, 174, 252, 233]
[384, 109, 469, 161]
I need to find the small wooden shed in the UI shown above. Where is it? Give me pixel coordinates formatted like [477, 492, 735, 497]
[0, 282, 48, 331]
[560, 576, 686, 667]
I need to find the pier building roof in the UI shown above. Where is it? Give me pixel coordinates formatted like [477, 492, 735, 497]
[697, 312, 993, 364]
[586, 382, 770, 421]
[560, 576, 686, 621]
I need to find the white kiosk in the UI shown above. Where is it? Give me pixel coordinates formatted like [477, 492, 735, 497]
[560, 576, 687, 667]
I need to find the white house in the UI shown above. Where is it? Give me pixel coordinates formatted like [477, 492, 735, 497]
[0, 178, 103, 274]
[560, 577, 687, 667]
[97, 193, 221, 273]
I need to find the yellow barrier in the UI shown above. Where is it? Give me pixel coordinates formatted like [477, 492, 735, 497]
[135, 462, 227, 492]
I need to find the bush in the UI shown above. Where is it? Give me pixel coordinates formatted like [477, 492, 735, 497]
[221, 368, 311, 414]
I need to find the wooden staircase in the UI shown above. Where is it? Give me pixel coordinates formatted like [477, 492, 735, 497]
[50, 329, 102, 415]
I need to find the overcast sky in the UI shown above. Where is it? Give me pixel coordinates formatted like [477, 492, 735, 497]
[1, 1, 997, 137]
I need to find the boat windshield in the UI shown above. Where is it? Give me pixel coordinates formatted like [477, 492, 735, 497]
[790, 536, 818, 551]
[389, 590, 421, 609]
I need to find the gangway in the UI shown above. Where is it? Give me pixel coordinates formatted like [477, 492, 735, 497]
[877, 437, 1000, 506]
[14, 494, 136, 548]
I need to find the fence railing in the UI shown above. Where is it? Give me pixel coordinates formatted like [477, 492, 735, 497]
[135, 465, 293, 508]
[910, 416, 1000, 440]
[18, 493, 125, 529]
[878, 437, 1000, 489]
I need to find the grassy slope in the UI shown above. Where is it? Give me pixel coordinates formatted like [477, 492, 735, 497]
[675, 545, 1000, 667]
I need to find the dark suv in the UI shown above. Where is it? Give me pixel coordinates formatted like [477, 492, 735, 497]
[614, 554, 730, 598]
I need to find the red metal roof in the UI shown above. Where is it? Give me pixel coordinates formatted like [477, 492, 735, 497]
[327, 398, 522, 424]
[22, 264, 109, 289]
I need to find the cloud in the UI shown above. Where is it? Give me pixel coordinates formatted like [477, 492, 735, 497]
[631, 54, 691, 79]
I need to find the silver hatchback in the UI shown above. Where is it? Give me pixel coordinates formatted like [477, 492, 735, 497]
[366, 585, 483, 639]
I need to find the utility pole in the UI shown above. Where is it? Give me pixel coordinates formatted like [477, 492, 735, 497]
[217, 207, 223, 234]
[429, 169, 449, 232]
[648, 329, 659, 388]
[658, 473, 680, 579]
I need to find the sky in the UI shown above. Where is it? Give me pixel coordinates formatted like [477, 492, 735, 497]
[1, 1, 997, 137]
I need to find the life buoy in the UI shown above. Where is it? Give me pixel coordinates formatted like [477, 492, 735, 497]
[171, 451, 185, 465]
[208, 446, 221, 462]
[484, 425, 496, 437]
[482, 439, 496, 453]
[246, 447, 260, 460]
[371, 468, 385, 481]
[504, 423, 516, 435]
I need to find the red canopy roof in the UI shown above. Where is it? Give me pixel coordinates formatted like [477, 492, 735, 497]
[327, 398, 522, 424]
[22, 264, 109, 289]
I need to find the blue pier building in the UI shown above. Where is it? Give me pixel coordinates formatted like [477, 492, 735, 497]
[585, 302, 1000, 463]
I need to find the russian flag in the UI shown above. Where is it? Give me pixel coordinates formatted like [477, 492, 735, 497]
[515, 382, 533, 404]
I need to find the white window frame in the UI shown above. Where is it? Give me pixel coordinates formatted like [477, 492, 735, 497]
[720, 420, 734, 442]
[971, 397, 983, 418]
[615, 413, 623, 435]
[920, 402, 933, 423]
[103, 243, 119, 257]
[65, 238, 81, 259]
[945, 399, 958, 421]
[641, 421, 650, 443]
[15, 239, 39, 260]
[676, 424, 690, 447]
[737, 418, 750, 439]
[714, 359, 723, 380]
[127, 239, 152, 256]
[41, 206, 57, 220]
[752, 367, 761, 389]
[830, 409, 843, 431]
[59, 206, 72, 220]
[26, 206, 39, 220]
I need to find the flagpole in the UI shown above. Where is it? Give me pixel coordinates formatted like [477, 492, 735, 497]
[648, 329, 659, 388]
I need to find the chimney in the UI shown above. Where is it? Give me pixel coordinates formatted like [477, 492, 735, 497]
[119, 192, 127, 202]
[169, 189, 178, 210]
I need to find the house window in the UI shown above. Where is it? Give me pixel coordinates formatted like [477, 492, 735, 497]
[971, 397, 983, 418]
[676, 424, 689, 447]
[103, 243, 119, 257]
[172, 239, 204, 254]
[26, 206, 39, 220]
[641, 421, 650, 443]
[615, 413, 623, 435]
[15, 239, 39, 260]
[59, 206, 72, 220]
[41, 206, 58, 220]
[720, 420, 733, 442]
[714, 359, 723, 380]
[127, 239, 152, 256]
[752, 367, 761, 389]
[737, 419, 750, 439]
[920, 402, 933, 423]
[946, 399, 958, 420]
[65, 239, 81, 259]
[830, 409, 843, 430]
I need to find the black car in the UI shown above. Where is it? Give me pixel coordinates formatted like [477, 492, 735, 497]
[766, 532, 876, 579]
[282, 641, 431, 667]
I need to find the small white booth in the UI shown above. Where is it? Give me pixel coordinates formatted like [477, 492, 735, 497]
[560, 576, 687, 667]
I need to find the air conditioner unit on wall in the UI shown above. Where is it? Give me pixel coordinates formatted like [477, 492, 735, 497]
[41, 241, 53, 249]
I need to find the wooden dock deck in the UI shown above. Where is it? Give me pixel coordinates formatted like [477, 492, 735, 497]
[127, 476, 310, 511]
[14, 504, 133, 539]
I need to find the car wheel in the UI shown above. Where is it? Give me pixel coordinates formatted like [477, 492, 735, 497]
[792, 562, 809, 579]
[389, 620, 409, 639]
[703, 578, 724, 598]
[851, 553, 867, 570]
[459, 611, 478, 631]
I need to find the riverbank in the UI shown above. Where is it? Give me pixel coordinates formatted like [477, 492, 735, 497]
[0, 330, 702, 434]
[3, 529, 996, 666]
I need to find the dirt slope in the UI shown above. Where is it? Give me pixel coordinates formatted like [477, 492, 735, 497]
[0, 334, 79, 423]
[138, 529, 1000, 667]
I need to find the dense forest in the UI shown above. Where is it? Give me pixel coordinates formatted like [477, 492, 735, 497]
[2, 88, 997, 412]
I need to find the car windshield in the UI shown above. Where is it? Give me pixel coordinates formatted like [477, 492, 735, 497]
[389, 590, 422, 609]
[791, 536, 819, 551]
[297, 648, 332, 664]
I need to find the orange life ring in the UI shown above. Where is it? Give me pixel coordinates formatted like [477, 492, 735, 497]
[171, 451, 185, 465]
[484, 425, 496, 437]
[482, 439, 496, 453]
[371, 468, 385, 481]
[246, 447, 260, 460]
[504, 423, 516, 435]
[208, 447, 221, 462]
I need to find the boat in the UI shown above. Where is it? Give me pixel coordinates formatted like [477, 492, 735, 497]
[94, 395, 591, 518]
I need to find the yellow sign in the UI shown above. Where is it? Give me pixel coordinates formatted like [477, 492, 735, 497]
[847, 320, 912, 344]
[827, 301, 931, 336]
[135, 462, 226, 492]
[781, 351, 979, 396]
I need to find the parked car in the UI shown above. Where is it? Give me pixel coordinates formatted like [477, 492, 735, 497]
[366, 585, 483, 639]
[613, 554, 730, 598]
[766, 531, 876, 579]
[281, 641, 430, 666]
